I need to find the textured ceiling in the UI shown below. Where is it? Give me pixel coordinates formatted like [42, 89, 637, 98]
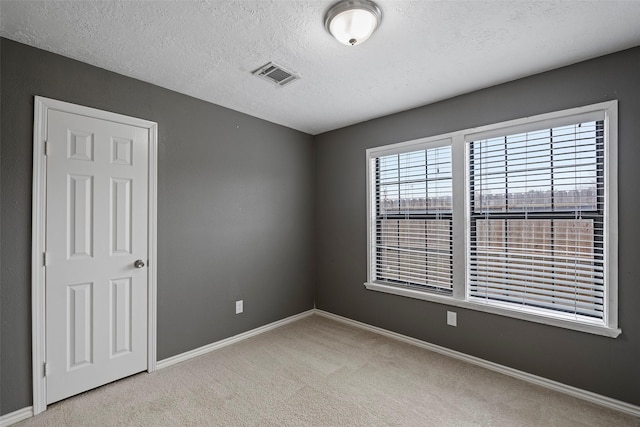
[2, 1, 640, 135]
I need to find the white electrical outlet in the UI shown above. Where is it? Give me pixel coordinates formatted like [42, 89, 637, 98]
[447, 311, 457, 327]
[235, 300, 243, 314]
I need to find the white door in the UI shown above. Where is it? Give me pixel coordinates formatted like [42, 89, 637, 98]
[45, 109, 149, 404]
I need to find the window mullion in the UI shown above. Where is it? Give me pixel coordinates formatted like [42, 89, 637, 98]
[451, 136, 466, 300]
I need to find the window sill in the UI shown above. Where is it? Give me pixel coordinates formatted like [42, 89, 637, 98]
[364, 282, 621, 338]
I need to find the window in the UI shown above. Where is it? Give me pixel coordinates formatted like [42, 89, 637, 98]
[374, 144, 453, 293]
[366, 101, 619, 337]
[469, 121, 604, 320]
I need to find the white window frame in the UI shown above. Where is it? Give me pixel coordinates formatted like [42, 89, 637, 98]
[365, 100, 620, 338]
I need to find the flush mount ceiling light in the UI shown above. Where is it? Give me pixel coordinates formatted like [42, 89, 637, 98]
[324, 0, 382, 46]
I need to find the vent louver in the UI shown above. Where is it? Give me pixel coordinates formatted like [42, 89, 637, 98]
[252, 62, 299, 87]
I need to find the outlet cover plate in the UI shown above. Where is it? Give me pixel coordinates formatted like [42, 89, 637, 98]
[447, 311, 457, 326]
[236, 300, 243, 314]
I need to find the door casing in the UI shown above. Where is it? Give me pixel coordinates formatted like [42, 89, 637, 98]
[31, 96, 158, 415]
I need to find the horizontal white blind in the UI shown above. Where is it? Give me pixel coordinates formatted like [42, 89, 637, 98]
[374, 146, 453, 292]
[469, 120, 605, 320]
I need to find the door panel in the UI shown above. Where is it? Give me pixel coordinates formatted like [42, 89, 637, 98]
[68, 174, 94, 258]
[45, 109, 149, 404]
[110, 277, 133, 356]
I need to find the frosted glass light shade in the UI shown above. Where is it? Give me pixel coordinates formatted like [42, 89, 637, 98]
[324, 0, 382, 46]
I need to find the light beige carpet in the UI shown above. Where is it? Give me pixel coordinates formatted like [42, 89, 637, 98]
[16, 314, 639, 426]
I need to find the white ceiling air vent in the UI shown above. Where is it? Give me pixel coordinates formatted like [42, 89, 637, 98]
[252, 62, 299, 87]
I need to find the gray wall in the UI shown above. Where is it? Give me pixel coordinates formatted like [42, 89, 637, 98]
[0, 38, 315, 415]
[315, 46, 640, 406]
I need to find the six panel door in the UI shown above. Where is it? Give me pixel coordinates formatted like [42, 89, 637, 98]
[45, 109, 149, 404]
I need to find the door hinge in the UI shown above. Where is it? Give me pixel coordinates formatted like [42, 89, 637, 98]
[43, 252, 49, 266]
[44, 362, 49, 377]
[44, 140, 49, 155]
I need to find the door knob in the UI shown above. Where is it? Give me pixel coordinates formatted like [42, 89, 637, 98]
[134, 259, 145, 269]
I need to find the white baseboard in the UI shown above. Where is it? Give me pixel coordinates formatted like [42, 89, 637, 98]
[156, 309, 315, 370]
[314, 309, 640, 418]
[0, 406, 33, 427]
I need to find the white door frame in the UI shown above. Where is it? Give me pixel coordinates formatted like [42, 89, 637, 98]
[31, 96, 158, 415]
